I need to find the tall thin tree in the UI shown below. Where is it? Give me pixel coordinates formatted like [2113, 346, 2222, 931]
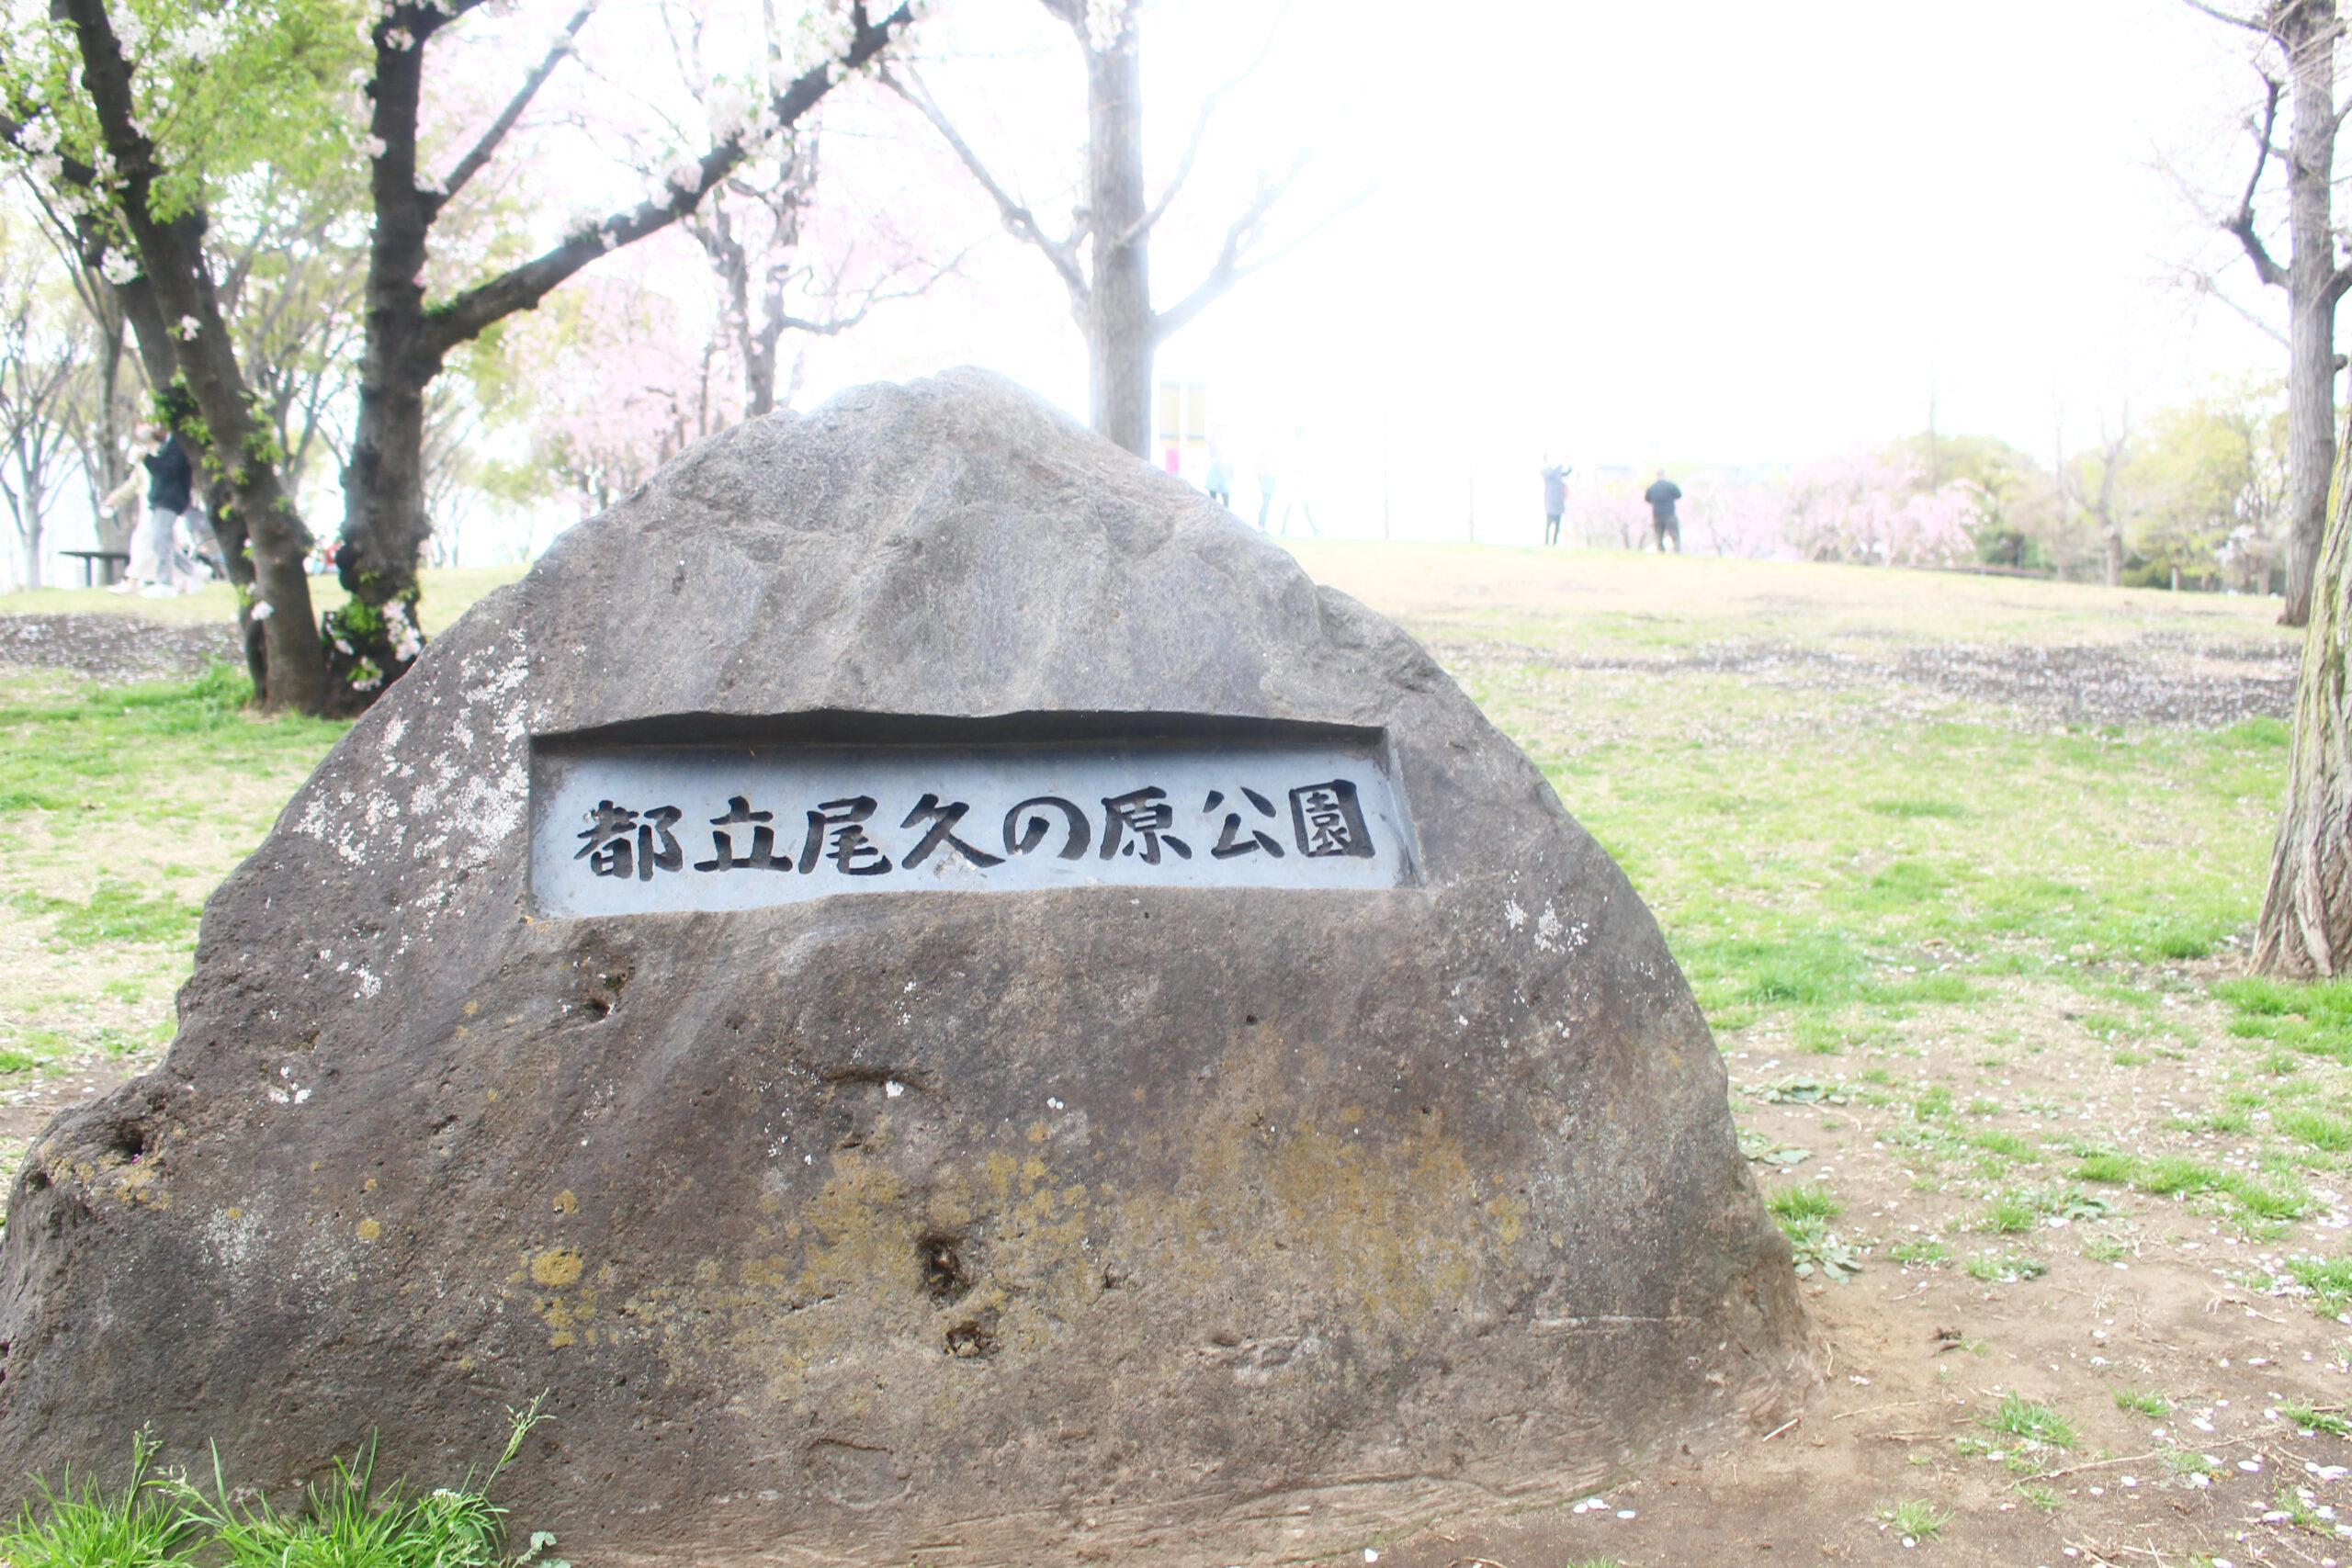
[2195, 0, 2350, 627]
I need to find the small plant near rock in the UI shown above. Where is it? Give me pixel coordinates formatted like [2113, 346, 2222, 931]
[0, 1404, 564, 1568]
[1765, 1183, 1843, 1222]
[0, 1428, 193, 1568]
[1875, 1496, 1950, 1544]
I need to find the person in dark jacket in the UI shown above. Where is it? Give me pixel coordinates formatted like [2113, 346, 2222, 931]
[1644, 470, 1682, 553]
[138, 431, 196, 594]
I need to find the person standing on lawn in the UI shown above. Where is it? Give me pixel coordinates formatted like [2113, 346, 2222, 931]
[1644, 470, 1683, 553]
[1542, 460, 1570, 546]
[138, 429, 198, 596]
[101, 423, 163, 592]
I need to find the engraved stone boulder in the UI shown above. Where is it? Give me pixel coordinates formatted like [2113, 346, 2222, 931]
[0, 368, 1810, 1565]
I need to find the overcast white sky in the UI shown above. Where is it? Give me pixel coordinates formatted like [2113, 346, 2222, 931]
[754, 0, 2298, 544]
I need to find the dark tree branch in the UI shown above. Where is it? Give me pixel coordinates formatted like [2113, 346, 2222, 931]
[438, 0, 598, 209]
[2229, 73, 2293, 288]
[418, 1, 911, 366]
[877, 62, 1090, 302]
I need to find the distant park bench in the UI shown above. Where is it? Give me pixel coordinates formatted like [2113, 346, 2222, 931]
[59, 549, 130, 587]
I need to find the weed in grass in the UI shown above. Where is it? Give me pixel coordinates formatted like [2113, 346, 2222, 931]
[2270, 1486, 2324, 1529]
[1984, 1392, 2076, 1449]
[2113, 1388, 2170, 1417]
[1774, 1213, 1863, 1280]
[1915, 1085, 1954, 1121]
[1890, 1238, 1950, 1266]
[1963, 1251, 2047, 1283]
[2112, 1048, 2150, 1066]
[0, 1428, 194, 1568]
[1980, 1193, 2037, 1234]
[1974, 1130, 2034, 1162]
[1764, 1184, 1843, 1222]
[2283, 1401, 2351, 1436]
[2278, 1106, 2352, 1153]
[2073, 1149, 2134, 1184]
[2011, 1482, 2061, 1511]
[2082, 1233, 2130, 1262]
[2285, 1256, 2352, 1317]
[1869, 798, 1965, 819]
[1875, 1498, 1950, 1543]
[0, 1049, 34, 1074]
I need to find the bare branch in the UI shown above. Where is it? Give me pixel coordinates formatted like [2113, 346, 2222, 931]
[777, 241, 976, 335]
[878, 62, 1090, 303]
[2182, 0, 2281, 37]
[2178, 262, 2292, 344]
[2227, 74, 2292, 288]
[1152, 164, 1372, 344]
[418, 1, 912, 366]
[439, 0, 598, 207]
[1118, 0, 1291, 248]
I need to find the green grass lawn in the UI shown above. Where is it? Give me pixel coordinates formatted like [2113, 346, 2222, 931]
[0, 562, 529, 636]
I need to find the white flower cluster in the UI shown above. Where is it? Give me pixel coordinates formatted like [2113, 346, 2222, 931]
[363, 134, 388, 159]
[705, 77, 759, 145]
[383, 598, 423, 663]
[17, 116, 58, 155]
[1084, 0, 1132, 53]
[789, 2, 857, 78]
[562, 200, 605, 240]
[99, 252, 139, 286]
[175, 314, 200, 341]
[664, 156, 702, 195]
[169, 13, 232, 62]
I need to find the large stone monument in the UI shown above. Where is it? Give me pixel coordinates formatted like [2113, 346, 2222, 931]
[0, 371, 1809, 1564]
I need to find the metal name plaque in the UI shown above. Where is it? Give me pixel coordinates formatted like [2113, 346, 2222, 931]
[529, 728, 1416, 917]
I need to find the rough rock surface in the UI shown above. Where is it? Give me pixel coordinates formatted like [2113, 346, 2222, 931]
[0, 370, 1809, 1565]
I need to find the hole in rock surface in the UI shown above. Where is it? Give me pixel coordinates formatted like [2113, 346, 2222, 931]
[920, 1235, 973, 1303]
[944, 1317, 997, 1359]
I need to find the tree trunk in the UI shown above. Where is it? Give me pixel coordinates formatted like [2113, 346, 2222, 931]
[60, 0, 322, 710]
[1080, 10, 1151, 457]
[2281, 0, 2341, 626]
[328, 22, 435, 716]
[2256, 418, 2352, 971]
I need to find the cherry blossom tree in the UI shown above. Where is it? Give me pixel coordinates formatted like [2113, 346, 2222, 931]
[1782, 450, 1984, 568]
[4, 0, 918, 712]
